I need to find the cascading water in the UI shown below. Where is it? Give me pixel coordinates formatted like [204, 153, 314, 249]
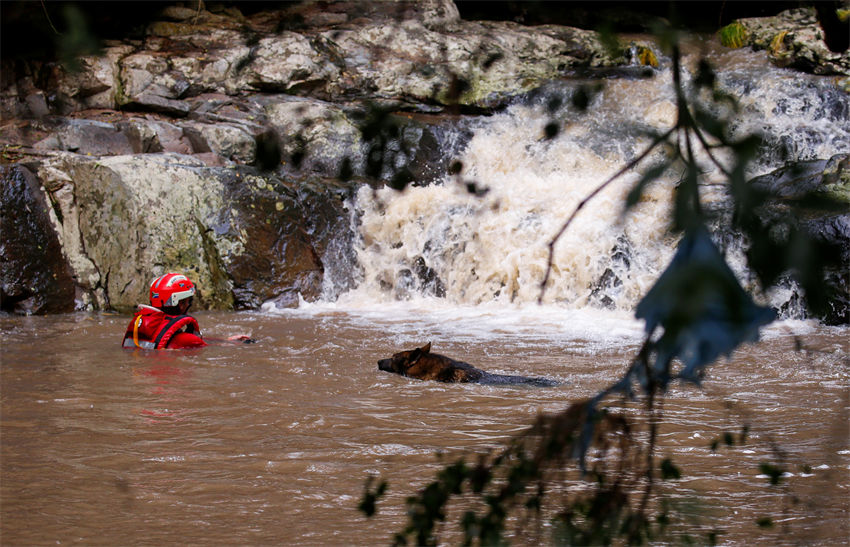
[295, 40, 849, 327]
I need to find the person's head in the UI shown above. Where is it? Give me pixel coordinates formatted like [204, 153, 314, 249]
[149, 273, 196, 315]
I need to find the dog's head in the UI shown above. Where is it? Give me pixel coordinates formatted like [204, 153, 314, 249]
[377, 342, 431, 376]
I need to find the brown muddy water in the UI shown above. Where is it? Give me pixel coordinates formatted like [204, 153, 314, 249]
[1, 310, 847, 546]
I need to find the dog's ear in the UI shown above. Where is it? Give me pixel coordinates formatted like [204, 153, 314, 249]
[408, 347, 423, 365]
[421, 342, 431, 354]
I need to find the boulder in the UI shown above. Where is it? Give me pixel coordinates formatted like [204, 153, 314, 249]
[9, 0, 621, 122]
[0, 165, 77, 314]
[320, 18, 611, 108]
[747, 154, 850, 324]
[264, 97, 365, 177]
[224, 172, 334, 308]
[750, 154, 850, 205]
[179, 120, 257, 164]
[14, 151, 359, 313]
[33, 153, 236, 311]
[34, 119, 134, 156]
[244, 33, 342, 94]
[117, 117, 193, 154]
[55, 45, 134, 111]
[719, 8, 850, 75]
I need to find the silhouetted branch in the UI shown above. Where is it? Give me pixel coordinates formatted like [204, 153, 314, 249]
[538, 127, 675, 304]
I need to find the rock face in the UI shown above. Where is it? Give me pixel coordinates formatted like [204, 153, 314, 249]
[719, 7, 850, 76]
[747, 154, 850, 324]
[3, 152, 356, 312]
[0, 0, 630, 314]
[0, 1, 845, 318]
[0, 165, 77, 314]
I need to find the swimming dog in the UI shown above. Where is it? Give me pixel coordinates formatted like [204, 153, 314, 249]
[377, 342, 557, 386]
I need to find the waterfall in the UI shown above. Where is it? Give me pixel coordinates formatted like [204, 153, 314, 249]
[313, 41, 849, 319]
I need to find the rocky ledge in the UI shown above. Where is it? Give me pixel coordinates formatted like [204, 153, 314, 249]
[1, 1, 847, 320]
[0, 0, 635, 313]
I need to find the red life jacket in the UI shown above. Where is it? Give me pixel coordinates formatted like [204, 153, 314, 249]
[122, 305, 202, 349]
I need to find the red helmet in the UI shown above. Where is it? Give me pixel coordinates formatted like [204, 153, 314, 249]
[149, 273, 196, 308]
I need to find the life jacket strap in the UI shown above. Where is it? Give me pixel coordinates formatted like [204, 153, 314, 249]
[132, 315, 143, 348]
[153, 315, 195, 349]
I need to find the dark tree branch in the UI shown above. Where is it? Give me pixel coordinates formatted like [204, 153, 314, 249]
[538, 127, 675, 304]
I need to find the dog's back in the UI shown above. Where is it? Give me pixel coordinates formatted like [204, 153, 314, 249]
[377, 343, 557, 386]
[478, 371, 559, 387]
[408, 353, 484, 382]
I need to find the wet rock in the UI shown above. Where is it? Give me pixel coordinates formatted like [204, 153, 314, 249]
[320, 18, 611, 109]
[0, 165, 76, 314]
[589, 269, 621, 310]
[34, 153, 236, 311]
[179, 120, 256, 164]
[244, 33, 341, 94]
[34, 119, 134, 156]
[117, 51, 194, 116]
[280, 0, 460, 29]
[384, 257, 446, 301]
[117, 117, 190, 154]
[294, 178, 361, 299]
[803, 214, 850, 324]
[3, 0, 622, 126]
[413, 256, 446, 298]
[264, 97, 364, 177]
[750, 153, 849, 204]
[24, 92, 49, 119]
[720, 8, 850, 75]
[56, 45, 134, 111]
[746, 154, 850, 324]
[223, 171, 358, 308]
[9, 150, 360, 312]
[589, 236, 632, 310]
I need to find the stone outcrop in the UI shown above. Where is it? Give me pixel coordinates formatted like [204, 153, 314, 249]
[1, 1, 845, 318]
[0, 165, 77, 314]
[746, 154, 850, 324]
[719, 7, 850, 76]
[0, 0, 632, 314]
[2, 152, 358, 313]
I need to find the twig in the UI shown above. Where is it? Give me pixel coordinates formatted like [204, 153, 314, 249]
[40, 0, 61, 35]
[538, 127, 675, 304]
[691, 124, 733, 178]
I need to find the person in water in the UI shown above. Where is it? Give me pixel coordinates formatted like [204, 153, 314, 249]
[122, 273, 252, 349]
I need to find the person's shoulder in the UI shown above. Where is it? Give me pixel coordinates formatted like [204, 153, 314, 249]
[169, 331, 207, 349]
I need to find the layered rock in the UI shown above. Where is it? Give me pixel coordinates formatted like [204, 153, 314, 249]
[0, 0, 629, 314]
[0, 1, 845, 317]
[747, 154, 850, 324]
[0, 165, 77, 314]
[4, 152, 358, 313]
[719, 7, 850, 76]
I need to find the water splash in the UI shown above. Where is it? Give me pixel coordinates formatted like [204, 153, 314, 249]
[320, 44, 849, 316]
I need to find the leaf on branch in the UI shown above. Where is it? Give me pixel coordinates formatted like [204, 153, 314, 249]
[718, 22, 749, 49]
[626, 162, 670, 209]
[660, 458, 681, 480]
[756, 516, 774, 528]
[672, 164, 704, 233]
[759, 463, 785, 486]
[358, 476, 388, 517]
[635, 226, 775, 387]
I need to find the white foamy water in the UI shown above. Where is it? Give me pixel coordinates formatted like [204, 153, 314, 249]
[345, 83, 683, 314]
[274, 39, 849, 337]
[267, 297, 646, 350]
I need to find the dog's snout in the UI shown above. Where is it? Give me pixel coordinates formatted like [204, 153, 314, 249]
[377, 359, 391, 371]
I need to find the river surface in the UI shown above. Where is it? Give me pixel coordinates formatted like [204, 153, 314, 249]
[3, 28, 849, 547]
[1, 309, 847, 545]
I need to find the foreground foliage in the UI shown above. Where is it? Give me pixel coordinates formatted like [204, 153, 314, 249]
[358, 22, 844, 547]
